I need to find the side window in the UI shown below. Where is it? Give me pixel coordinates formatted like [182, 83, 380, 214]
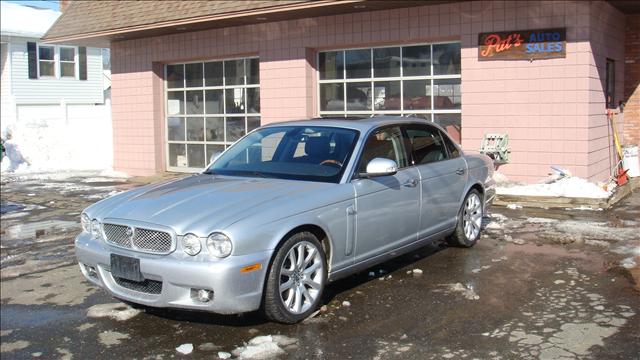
[440, 131, 461, 158]
[405, 125, 448, 165]
[357, 126, 408, 173]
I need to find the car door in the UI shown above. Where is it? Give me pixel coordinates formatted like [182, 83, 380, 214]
[351, 126, 421, 263]
[403, 124, 468, 239]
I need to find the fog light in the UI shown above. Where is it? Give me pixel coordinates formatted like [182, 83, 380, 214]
[87, 265, 97, 278]
[191, 288, 213, 303]
[81, 263, 97, 278]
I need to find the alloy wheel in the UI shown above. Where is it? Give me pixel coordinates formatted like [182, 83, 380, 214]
[463, 193, 482, 241]
[279, 241, 324, 315]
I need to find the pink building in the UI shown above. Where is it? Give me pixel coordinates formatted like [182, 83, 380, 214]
[44, 1, 639, 182]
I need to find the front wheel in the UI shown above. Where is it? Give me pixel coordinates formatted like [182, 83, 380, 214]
[448, 189, 483, 247]
[264, 232, 327, 323]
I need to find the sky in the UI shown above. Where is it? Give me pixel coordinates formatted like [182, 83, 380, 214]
[4, 0, 59, 11]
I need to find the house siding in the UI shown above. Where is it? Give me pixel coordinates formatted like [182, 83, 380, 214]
[1, 42, 15, 124]
[9, 38, 104, 105]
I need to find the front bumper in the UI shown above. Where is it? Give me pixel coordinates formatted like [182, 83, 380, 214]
[75, 233, 271, 314]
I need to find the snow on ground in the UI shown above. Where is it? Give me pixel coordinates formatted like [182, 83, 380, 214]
[230, 335, 298, 359]
[86, 303, 141, 322]
[433, 283, 480, 300]
[1, 103, 114, 174]
[495, 173, 613, 199]
[176, 344, 194, 355]
[2, 168, 129, 182]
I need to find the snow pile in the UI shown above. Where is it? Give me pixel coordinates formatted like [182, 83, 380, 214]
[0, 2, 60, 38]
[497, 176, 612, 199]
[86, 303, 140, 321]
[176, 344, 194, 355]
[231, 335, 297, 359]
[1, 107, 113, 174]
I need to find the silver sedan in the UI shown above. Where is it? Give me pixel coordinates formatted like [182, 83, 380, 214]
[76, 117, 495, 323]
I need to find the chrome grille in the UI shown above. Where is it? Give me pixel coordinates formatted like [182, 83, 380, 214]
[103, 223, 173, 254]
[133, 228, 172, 253]
[113, 276, 162, 295]
[103, 224, 132, 247]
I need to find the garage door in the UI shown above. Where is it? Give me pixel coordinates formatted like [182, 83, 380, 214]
[165, 57, 260, 172]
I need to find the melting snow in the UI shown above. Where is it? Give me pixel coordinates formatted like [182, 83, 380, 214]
[433, 283, 480, 300]
[176, 344, 194, 355]
[87, 303, 141, 321]
[231, 335, 297, 359]
[497, 177, 612, 199]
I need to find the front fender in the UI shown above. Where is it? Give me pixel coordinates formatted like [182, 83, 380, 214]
[225, 197, 354, 274]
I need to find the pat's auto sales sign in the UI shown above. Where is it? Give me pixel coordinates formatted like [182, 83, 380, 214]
[478, 28, 566, 60]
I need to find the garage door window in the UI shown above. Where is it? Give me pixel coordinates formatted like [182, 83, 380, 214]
[318, 43, 461, 142]
[165, 58, 260, 171]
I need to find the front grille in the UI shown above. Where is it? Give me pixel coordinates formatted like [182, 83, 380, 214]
[133, 228, 172, 253]
[103, 223, 173, 254]
[103, 224, 131, 247]
[113, 276, 163, 295]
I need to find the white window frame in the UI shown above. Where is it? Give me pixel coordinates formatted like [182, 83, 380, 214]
[36, 43, 79, 80]
[36, 43, 56, 78]
[316, 41, 462, 122]
[163, 56, 261, 173]
[58, 46, 77, 78]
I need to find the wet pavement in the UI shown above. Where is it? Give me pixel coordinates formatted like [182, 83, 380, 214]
[1, 173, 638, 359]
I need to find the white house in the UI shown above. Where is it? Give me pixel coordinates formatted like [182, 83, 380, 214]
[1, 2, 112, 171]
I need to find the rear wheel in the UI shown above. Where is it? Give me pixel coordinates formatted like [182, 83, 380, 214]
[264, 232, 327, 323]
[448, 189, 483, 247]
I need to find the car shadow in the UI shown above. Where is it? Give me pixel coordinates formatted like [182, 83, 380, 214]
[321, 239, 448, 305]
[133, 238, 450, 326]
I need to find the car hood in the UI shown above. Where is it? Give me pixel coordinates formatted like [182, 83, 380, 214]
[88, 175, 336, 235]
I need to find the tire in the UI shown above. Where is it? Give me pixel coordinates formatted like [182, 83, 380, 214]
[264, 231, 327, 324]
[447, 189, 483, 247]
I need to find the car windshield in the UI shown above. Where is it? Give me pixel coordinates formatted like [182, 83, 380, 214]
[204, 126, 360, 183]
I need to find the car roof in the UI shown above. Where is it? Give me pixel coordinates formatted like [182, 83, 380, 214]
[262, 116, 439, 132]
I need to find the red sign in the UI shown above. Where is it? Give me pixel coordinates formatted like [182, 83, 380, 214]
[478, 28, 566, 60]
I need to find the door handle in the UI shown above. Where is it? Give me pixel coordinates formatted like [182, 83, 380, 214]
[403, 178, 419, 187]
[456, 168, 466, 175]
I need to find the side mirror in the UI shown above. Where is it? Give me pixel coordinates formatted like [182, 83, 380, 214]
[362, 158, 398, 177]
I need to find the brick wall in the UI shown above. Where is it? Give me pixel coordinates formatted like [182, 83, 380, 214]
[110, 0, 623, 183]
[623, 14, 640, 146]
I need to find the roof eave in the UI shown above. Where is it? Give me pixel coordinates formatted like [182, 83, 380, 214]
[41, 0, 360, 46]
[41, 0, 439, 48]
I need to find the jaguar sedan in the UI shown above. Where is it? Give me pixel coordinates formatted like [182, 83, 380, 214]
[76, 117, 495, 323]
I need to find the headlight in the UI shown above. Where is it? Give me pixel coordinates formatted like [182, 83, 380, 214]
[206, 233, 232, 258]
[90, 219, 102, 240]
[81, 213, 91, 233]
[181, 233, 202, 256]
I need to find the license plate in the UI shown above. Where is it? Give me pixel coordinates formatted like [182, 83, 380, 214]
[110, 254, 143, 282]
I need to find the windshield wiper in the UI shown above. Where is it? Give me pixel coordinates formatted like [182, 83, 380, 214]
[249, 171, 268, 178]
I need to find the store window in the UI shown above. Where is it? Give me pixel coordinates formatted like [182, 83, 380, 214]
[165, 57, 260, 171]
[318, 43, 462, 142]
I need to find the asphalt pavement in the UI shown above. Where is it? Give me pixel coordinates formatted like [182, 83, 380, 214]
[1, 173, 638, 359]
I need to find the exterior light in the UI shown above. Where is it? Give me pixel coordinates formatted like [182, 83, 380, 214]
[90, 219, 102, 240]
[206, 233, 232, 258]
[81, 213, 91, 233]
[181, 233, 202, 256]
